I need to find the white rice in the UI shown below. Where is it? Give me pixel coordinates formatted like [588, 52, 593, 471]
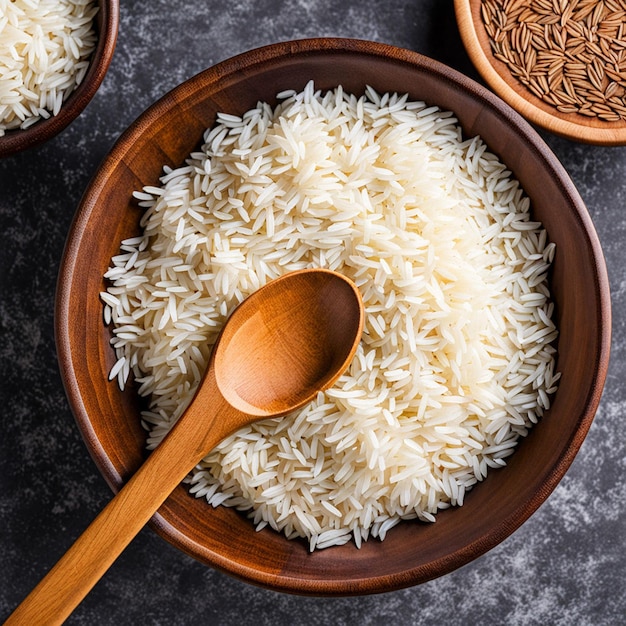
[102, 81, 560, 550]
[0, 0, 98, 136]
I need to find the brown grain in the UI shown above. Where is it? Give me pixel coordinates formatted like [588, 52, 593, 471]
[481, 0, 626, 122]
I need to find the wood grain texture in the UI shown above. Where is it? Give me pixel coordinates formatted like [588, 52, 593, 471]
[454, 0, 626, 145]
[54, 38, 611, 595]
[215, 270, 364, 416]
[0, 0, 119, 158]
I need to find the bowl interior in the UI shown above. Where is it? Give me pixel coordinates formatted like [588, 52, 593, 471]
[55, 38, 610, 594]
[454, 0, 626, 146]
[0, 0, 119, 158]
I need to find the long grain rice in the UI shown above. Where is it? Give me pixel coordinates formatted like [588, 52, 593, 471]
[0, 0, 98, 135]
[102, 82, 559, 550]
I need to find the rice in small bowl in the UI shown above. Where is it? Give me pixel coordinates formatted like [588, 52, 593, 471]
[0, 0, 118, 156]
[56, 38, 610, 594]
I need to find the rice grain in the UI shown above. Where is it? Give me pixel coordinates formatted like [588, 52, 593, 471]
[0, 0, 98, 135]
[482, 0, 626, 122]
[103, 82, 559, 550]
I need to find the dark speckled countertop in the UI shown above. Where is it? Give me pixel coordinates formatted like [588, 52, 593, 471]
[1, 1, 625, 624]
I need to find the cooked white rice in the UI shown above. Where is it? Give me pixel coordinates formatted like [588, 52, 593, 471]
[102, 81, 560, 550]
[0, 0, 98, 136]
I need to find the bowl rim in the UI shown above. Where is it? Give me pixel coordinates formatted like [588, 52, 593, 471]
[0, 0, 120, 158]
[55, 37, 612, 594]
[454, 0, 626, 146]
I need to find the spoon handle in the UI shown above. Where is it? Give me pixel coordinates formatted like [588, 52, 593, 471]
[6, 369, 237, 626]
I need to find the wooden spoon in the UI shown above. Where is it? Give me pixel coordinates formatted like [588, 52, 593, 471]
[8, 268, 364, 625]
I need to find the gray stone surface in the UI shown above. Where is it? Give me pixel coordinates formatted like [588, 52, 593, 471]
[1, 1, 624, 624]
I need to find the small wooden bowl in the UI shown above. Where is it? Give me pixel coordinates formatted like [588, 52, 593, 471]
[0, 0, 119, 158]
[56, 38, 611, 595]
[455, 0, 626, 145]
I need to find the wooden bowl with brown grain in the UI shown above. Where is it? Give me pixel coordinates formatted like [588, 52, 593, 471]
[55, 38, 611, 595]
[0, 0, 119, 158]
[455, 0, 626, 146]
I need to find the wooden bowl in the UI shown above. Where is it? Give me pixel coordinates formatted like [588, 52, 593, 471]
[55, 38, 611, 595]
[0, 0, 119, 158]
[454, 0, 626, 145]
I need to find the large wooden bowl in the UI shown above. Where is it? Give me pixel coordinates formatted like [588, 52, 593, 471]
[55, 38, 611, 595]
[0, 0, 119, 158]
[454, 0, 626, 146]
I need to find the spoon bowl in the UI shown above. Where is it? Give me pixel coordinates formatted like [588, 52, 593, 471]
[8, 268, 363, 626]
[216, 269, 363, 416]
